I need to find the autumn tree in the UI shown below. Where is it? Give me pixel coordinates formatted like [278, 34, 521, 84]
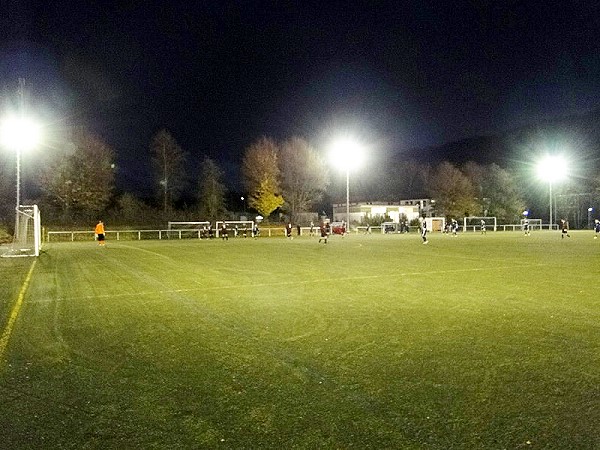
[197, 157, 227, 221]
[242, 137, 284, 218]
[279, 137, 329, 222]
[427, 161, 477, 218]
[150, 129, 187, 212]
[40, 130, 115, 220]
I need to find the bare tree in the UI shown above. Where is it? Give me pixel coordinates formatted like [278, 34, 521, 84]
[279, 137, 329, 223]
[150, 129, 187, 212]
[197, 157, 227, 221]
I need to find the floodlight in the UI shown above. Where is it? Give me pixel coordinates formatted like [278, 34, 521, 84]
[0, 116, 42, 152]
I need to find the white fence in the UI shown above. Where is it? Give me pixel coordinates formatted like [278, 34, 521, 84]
[47, 228, 289, 242]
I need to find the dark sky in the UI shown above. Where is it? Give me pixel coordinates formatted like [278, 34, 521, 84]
[2, 0, 600, 194]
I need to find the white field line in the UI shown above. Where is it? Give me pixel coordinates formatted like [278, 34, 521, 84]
[43, 263, 548, 303]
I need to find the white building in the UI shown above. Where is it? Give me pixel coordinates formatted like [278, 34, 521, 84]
[332, 201, 422, 224]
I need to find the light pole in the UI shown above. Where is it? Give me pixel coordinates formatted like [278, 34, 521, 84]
[330, 138, 363, 230]
[536, 155, 567, 230]
[588, 207, 593, 228]
[1, 79, 42, 239]
[1, 116, 41, 236]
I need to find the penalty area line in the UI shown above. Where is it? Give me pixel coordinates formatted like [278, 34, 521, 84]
[0, 259, 37, 366]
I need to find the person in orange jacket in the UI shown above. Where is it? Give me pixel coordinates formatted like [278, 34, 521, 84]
[95, 220, 106, 246]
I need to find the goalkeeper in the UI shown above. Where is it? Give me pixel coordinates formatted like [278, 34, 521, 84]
[95, 220, 106, 246]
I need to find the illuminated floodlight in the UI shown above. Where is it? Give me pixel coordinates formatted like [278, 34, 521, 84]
[329, 138, 364, 172]
[536, 154, 568, 183]
[0, 116, 42, 152]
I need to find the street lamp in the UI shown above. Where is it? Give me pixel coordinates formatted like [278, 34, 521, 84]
[0, 116, 42, 235]
[536, 155, 567, 230]
[330, 138, 364, 230]
[588, 207, 593, 228]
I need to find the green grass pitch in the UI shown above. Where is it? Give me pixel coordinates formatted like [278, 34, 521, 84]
[1, 231, 599, 449]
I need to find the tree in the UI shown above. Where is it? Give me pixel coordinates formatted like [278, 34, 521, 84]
[427, 161, 477, 218]
[250, 178, 284, 218]
[242, 137, 284, 218]
[150, 129, 187, 212]
[463, 162, 525, 222]
[40, 130, 115, 219]
[197, 157, 227, 221]
[279, 137, 329, 222]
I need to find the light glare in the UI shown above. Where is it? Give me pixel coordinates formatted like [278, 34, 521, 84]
[0, 117, 42, 152]
[329, 138, 364, 172]
[536, 155, 567, 182]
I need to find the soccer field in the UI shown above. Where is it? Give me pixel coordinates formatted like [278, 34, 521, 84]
[1, 232, 599, 449]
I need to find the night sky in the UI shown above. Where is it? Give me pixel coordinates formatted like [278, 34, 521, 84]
[2, 1, 600, 195]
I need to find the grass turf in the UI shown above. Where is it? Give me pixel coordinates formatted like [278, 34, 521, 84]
[1, 231, 599, 449]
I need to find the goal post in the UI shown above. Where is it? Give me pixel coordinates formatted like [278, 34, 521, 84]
[214, 220, 254, 238]
[167, 221, 210, 239]
[463, 216, 497, 232]
[2, 205, 41, 257]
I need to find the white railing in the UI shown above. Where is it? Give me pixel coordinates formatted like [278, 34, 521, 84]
[47, 227, 290, 242]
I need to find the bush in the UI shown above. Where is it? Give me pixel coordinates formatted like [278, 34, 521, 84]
[0, 226, 12, 244]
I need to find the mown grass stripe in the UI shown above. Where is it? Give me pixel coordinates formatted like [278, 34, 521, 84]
[0, 259, 37, 365]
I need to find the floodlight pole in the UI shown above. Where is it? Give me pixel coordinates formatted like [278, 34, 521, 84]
[548, 181, 553, 230]
[14, 78, 25, 239]
[346, 168, 350, 229]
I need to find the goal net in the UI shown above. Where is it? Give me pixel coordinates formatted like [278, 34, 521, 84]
[463, 216, 497, 232]
[520, 218, 542, 231]
[2, 205, 41, 257]
[215, 221, 254, 238]
[167, 221, 210, 239]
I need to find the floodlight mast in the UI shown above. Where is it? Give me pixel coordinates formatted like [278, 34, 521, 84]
[330, 139, 363, 230]
[537, 155, 567, 230]
[0, 79, 42, 239]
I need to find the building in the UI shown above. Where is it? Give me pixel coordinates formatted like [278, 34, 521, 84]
[332, 201, 423, 225]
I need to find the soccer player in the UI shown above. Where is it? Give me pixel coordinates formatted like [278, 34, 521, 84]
[95, 220, 106, 246]
[451, 219, 459, 236]
[318, 222, 328, 244]
[420, 217, 428, 244]
[221, 223, 229, 241]
[523, 218, 530, 236]
[560, 219, 570, 238]
[481, 219, 486, 234]
[594, 219, 600, 239]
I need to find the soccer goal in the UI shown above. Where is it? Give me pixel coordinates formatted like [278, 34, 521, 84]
[2, 205, 42, 257]
[520, 218, 542, 231]
[463, 216, 497, 232]
[167, 221, 210, 239]
[215, 220, 254, 238]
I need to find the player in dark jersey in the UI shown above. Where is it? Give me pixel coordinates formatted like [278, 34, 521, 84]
[420, 218, 428, 244]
